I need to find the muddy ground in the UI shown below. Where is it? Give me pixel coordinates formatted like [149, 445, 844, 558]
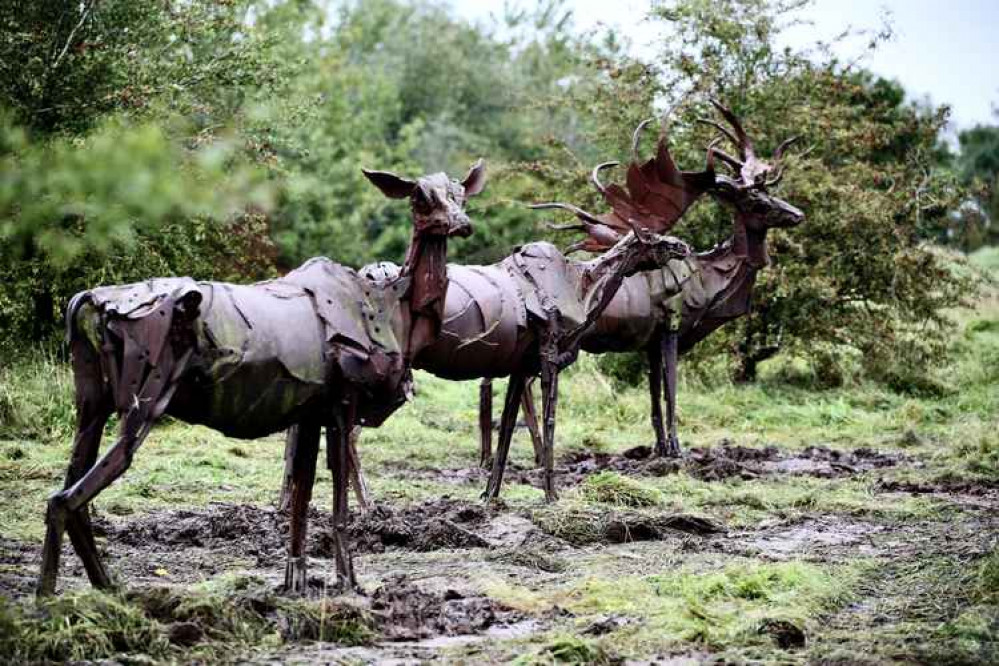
[2, 440, 997, 664]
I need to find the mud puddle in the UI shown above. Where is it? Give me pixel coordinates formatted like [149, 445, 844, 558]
[368, 574, 524, 640]
[715, 516, 886, 562]
[395, 441, 913, 493]
[103, 497, 511, 564]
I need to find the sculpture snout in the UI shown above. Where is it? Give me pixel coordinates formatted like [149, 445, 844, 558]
[773, 198, 805, 228]
[449, 212, 473, 238]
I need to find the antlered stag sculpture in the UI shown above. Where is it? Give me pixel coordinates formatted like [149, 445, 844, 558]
[38, 161, 486, 597]
[481, 100, 804, 458]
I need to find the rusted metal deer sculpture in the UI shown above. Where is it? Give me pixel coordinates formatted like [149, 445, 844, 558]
[481, 100, 804, 459]
[37, 161, 486, 597]
[320, 128, 711, 505]
[429, 226, 692, 503]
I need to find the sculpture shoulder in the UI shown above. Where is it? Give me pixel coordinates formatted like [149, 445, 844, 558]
[503, 241, 571, 277]
[74, 277, 202, 319]
[513, 241, 564, 261]
[359, 261, 402, 284]
[281, 256, 361, 290]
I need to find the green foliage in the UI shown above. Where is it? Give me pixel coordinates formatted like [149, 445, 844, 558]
[257, 0, 585, 267]
[596, 350, 648, 387]
[534, 0, 978, 387]
[0, 0, 292, 353]
[953, 124, 999, 250]
[0, 349, 75, 441]
[0, 113, 270, 264]
[0, 0, 289, 136]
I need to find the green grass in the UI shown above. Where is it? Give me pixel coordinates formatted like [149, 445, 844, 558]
[0, 574, 375, 663]
[489, 558, 861, 661]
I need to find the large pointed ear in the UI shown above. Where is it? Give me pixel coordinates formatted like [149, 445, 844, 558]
[461, 159, 487, 197]
[362, 168, 416, 199]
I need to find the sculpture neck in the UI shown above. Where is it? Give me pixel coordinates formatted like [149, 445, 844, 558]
[399, 232, 449, 361]
[576, 237, 640, 334]
[732, 211, 770, 269]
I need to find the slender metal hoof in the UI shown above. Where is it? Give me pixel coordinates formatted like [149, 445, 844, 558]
[333, 572, 359, 594]
[480, 485, 499, 504]
[283, 556, 310, 594]
[37, 498, 69, 597]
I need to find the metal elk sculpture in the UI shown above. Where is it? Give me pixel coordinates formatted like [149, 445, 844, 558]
[481, 100, 805, 459]
[37, 161, 486, 597]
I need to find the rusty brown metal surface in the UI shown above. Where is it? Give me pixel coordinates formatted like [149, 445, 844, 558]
[535, 121, 714, 254]
[38, 161, 486, 598]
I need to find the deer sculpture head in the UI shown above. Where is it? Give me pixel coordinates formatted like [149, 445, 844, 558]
[599, 226, 692, 276]
[699, 99, 804, 232]
[362, 160, 486, 239]
[362, 160, 486, 360]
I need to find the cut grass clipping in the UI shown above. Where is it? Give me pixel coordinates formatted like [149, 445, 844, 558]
[488, 545, 569, 573]
[532, 500, 723, 546]
[580, 471, 663, 507]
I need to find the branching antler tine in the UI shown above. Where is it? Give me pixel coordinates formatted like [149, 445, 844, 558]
[765, 166, 785, 188]
[696, 118, 742, 155]
[546, 221, 587, 232]
[530, 202, 605, 226]
[709, 98, 753, 159]
[704, 137, 722, 174]
[624, 216, 649, 239]
[709, 146, 743, 172]
[591, 161, 619, 194]
[631, 118, 655, 162]
[772, 136, 800, 163]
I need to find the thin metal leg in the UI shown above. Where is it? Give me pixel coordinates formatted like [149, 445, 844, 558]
[329, 400, 357, 590]
[648, 336, 668, 457]
[662, 330, 681, 457]
[521, 377, 544, 467]
[346, 426, 371, 511]
[479, 378, 493, 467]
[278, 425, 298, 512]
[539, 359, 560, 503]
[283, 420, 320, 593]
[482, 374, 527, 501]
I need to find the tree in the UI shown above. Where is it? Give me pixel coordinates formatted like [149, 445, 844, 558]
[0, 0, 290, 354]
[531, 0, 974, 389]
[256, 0, 587, 268]
[953, 123, 999, 249]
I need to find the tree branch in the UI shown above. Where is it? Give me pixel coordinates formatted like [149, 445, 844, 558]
[52, 0, 98, 72]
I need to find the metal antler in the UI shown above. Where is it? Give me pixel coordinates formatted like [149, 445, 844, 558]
[698, 99, 798, 190]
